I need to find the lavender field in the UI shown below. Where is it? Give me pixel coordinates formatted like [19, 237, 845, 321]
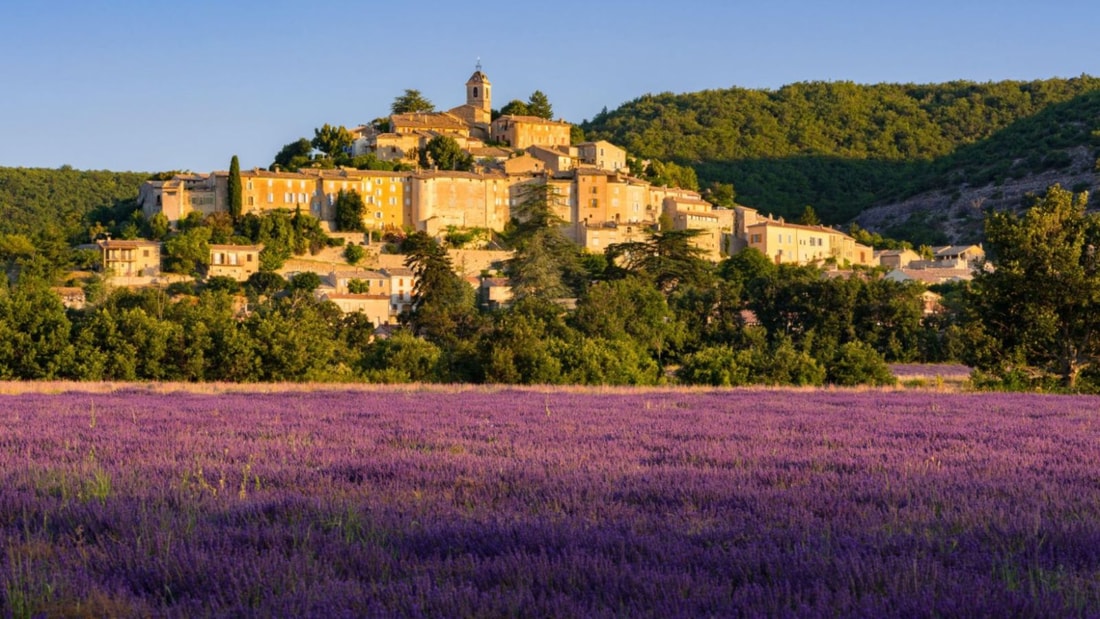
[3, 387, 1100, 618]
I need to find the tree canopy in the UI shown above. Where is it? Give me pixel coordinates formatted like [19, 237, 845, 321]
[419, 135, 474, 171]
[271, 138, 314, 172]
[965, 185, 1100, 389]
[333, 190, 366, 232]
[582, 77, 1100, 223]
[392, 89, 435, 114]
[311, 124, 355, 159]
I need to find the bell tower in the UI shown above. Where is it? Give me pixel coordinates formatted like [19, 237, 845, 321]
[466, 59, 491, 115]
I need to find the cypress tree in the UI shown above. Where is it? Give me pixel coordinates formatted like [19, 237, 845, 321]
[228, 155, 242, 222]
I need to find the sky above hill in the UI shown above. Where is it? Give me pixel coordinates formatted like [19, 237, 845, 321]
[3, 0, 1098, 174]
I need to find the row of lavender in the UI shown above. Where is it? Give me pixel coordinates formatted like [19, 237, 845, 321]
[2, 388, 1100, 617]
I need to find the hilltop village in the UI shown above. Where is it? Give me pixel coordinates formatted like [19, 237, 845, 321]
[118, 67, 980, 326]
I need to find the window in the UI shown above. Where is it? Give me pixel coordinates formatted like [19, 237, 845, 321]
[267, 193, 274, 204]
[590, 199, 598, 208]
[375, 211, 383, 219]
[247, 196, 254, 206]
[143, 250, 150, 258]
[591, 186, 598, 194]
[247, 181, 253, 191]
[246, 254, 253, 262]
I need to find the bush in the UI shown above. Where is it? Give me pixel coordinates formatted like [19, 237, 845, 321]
[827, 341, 895, 386]
[344, 244, 365, 265]
[204, 276, 241, 294]
[678, 346, 748, 386]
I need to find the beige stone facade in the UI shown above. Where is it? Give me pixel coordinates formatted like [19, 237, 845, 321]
[575, 223, 651, 254]
[491, 115, 571, 149]
[577, 141, 626, 172]
[746, 215, 874, 267]
[526, 145, 575, 174]
[208, 244, 262, 281]
[411, 171, 515, 234]
[319, 292, 393, 325]
[99, 239, 161, 277]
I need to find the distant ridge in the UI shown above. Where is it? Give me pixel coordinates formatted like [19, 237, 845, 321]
[582, 76, 1100, 241]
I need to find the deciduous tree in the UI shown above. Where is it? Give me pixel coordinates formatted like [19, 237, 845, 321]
[311, 124, 354, 160]
[968, 184, 1100, 389]
[419, 135, 474, 171]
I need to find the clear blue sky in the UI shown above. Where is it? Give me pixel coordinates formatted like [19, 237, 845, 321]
[2, 0, 1098, 173]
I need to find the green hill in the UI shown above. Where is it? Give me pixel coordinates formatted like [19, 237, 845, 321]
[581, 76, 1100, 227]
[0, 166, 149, 242]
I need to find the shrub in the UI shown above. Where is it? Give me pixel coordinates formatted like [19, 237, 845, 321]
[344, 244, 365, 265]
[828, 341, 895, 386]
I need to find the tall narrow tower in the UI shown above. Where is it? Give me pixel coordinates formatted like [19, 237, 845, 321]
[466, 59, 491, 115]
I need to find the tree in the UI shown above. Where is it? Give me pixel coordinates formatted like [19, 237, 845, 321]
[419, 135, 474, 171]
[827, 341, 895, 386]
[0, 281, 74, 379]
[163, 226, 211, 276]
[334, 189, 366, 232]
[312, 124, 354, 160]
[391, 89, 435, 114]
[228, 155, 242, 222]
[147, 212, 171, 240]
[968, 185, 1100, 389]
[498, 100, 529, 117]
[798, 205, 820, 226]
[288, 271, 322, 294]
[505, 182, 579, 302]
[344, 244, 365, 265]
[606, 228, 713, 294]
[527, 90, 553, 119]
[571, 276, 683, 371]
[401, 231, 478, 345]
[271, 138, 313, 171]
[704, 182, 736, 207]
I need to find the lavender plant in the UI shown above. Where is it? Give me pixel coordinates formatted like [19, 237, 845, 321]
[2, 388, 1099, 617]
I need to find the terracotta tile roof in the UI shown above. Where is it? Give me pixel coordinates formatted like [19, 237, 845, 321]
[98, 239, 160, 249]
[209, 244, 262, 251]
[391, 112, 468, 130]
[492, 114, 571, 126]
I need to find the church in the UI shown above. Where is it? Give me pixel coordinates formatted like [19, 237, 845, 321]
[351, 65, 571, 163]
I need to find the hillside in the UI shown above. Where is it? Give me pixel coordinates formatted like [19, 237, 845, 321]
[0, 166, 149, 242]
[582, 77, 1100, 241]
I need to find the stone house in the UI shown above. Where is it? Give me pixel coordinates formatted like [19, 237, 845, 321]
[490, 115, 571, 149]
[98, 239, 161, 277]
[208, 244, 263, 281]
[577, 140, 627, 172]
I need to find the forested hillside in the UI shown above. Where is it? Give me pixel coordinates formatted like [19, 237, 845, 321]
[581, 76, 1100, 230]
[0, 167, 149, 242]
